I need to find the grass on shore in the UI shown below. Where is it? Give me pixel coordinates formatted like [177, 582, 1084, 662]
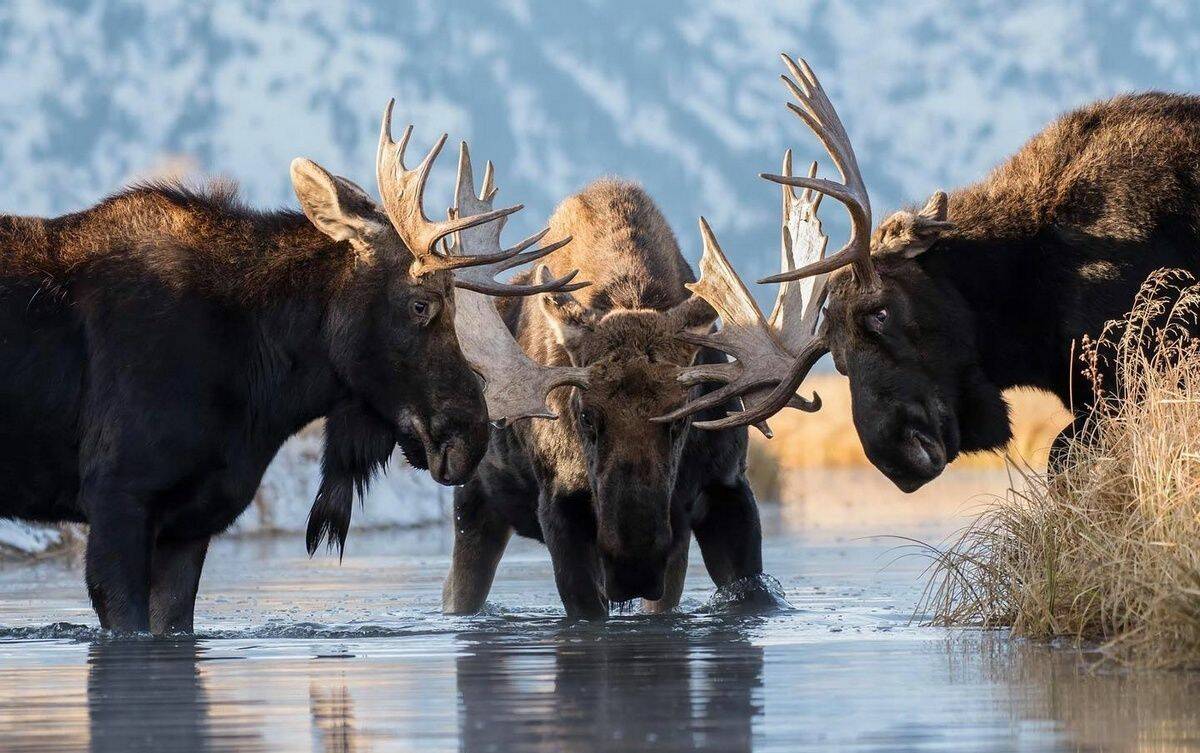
[918, 270, 1200, 668]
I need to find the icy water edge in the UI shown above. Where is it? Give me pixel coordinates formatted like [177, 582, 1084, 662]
[0, 471, 1197, 752]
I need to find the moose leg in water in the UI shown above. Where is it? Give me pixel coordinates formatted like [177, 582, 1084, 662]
[82, 486, 153, 632]
[642, 536, 690, 614]
[539, 491, 608, 619]
[692, 478, 763, 587]
[443, 477, 514, 614]
[150, 536, 211, 634]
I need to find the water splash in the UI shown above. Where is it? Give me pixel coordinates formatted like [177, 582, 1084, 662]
[701, 573, 792, 614]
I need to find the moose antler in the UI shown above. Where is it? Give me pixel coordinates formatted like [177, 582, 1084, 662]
[758, 54, 878, 290]
[656, 54, 878, 432]
[376, 99, 524, 276]
[447, 142, 590, 424]
[653, 155, 829, 435]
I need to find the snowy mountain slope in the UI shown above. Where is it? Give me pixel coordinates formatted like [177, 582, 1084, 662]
[3, 0, 1197, 284]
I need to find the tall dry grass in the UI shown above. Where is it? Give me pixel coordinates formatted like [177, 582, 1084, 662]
[919, 270, 1200, 668]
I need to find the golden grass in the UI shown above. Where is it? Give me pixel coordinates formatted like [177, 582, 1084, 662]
[919, 270, 1200, 668]
[750, 376, 1070, 471]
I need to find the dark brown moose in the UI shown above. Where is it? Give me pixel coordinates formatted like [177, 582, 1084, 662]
[0, 103, 575, 634]
[665, 54, 1200, 492]
[440, 162, 768, 619]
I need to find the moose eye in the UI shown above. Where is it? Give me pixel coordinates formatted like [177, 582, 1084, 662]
[578, 410, 597, 435]
[865, 307, 889, 332]
[410, 298, 439, 325]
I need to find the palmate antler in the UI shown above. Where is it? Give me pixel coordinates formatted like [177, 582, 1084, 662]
[446, 143, 590, 424]
[653, 156, 830, 436]
[658, 54, 876, 431]
[760, 54, 877, 289]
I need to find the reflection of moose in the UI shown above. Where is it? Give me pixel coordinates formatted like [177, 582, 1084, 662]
[87, 639, 219, 753]
[310, 680, 370, 753]
[454, 624, 763, 752]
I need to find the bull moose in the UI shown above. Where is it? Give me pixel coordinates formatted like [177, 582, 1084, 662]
[438, 170, 765, 619]
[0, 103, 577, 634]
[663, 54, 1200, 492]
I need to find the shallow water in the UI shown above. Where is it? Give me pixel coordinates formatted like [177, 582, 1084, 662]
[1, 473, 1198, 752]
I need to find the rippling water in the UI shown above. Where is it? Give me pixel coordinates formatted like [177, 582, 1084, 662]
[0, 474, 1197, 752]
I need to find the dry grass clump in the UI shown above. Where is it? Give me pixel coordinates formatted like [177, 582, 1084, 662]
[920, 270, 1200, 668]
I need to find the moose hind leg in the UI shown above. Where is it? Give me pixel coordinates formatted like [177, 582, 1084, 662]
[83, 488, 153, 632]
[149, 535, 210, 634]
[693, 476, 763, 588]
[443, 480, 512, 615]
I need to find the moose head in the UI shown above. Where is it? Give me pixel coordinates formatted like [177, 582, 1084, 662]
[292, 102, 586, 493]
[538, 266, 717, 602]
[661, 55, 1008, 492]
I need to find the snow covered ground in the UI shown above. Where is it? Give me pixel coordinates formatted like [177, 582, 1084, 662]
[0, 424, 449, 557]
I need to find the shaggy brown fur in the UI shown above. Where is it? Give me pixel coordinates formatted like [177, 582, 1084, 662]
[0, 177, 490, 633]
[445, 180, 762, 618]
[0, 182, 361, 304]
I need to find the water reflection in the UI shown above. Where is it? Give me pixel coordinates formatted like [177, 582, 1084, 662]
[455, 620, 764, 752]
[965, 635, 1200, 751]
[310, 679, 370, 753]
[86, 639, 213, 753]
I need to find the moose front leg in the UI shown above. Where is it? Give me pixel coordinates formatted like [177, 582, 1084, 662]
[83, 487, 153, 633]
[538, 494, 608, 620]
[692, 476, 763, 588]
[642, 536, 689, 615]
[443, 479, 513, 615]
[149, 535, 210, 634]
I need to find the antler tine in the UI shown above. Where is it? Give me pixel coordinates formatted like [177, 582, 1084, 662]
[691, 339, 827, 431]
[374, 101, 522, 275]
[651, 218, 821, 436]
[447, 143, 589, 424]
[447, 142, 584, 294]
[656, 145, 836, 432]
[769, 155, 829, 353]
[758, 54, 878, 289]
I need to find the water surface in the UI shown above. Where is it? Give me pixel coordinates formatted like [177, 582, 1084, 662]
[1, 471, 1197, 752]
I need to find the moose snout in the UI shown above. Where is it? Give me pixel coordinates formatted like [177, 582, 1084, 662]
[858, 396, 955, 493]
[594, 475, 673, 601]
[896, 424, 946, 490]
[412, 410, 489, 486]
[604, 558, 667, 603]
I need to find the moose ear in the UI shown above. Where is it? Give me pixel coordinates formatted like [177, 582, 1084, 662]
[668, 294, 718, 336]
[872, 190, 956, 258]
[917, 190, 949, 222]
[538, 265, 595, 352]
[290, 158, 387, 246]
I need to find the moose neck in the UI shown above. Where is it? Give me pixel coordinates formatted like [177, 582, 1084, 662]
[920, 218, 1080, 403]
[237, 216, 363, 443]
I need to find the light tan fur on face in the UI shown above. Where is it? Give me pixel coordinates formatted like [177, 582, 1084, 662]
[498, 179, 713, 489]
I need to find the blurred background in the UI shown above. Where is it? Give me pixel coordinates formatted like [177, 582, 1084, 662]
[4, 1, 1198, 284]
[2, 0, 1193, 552]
